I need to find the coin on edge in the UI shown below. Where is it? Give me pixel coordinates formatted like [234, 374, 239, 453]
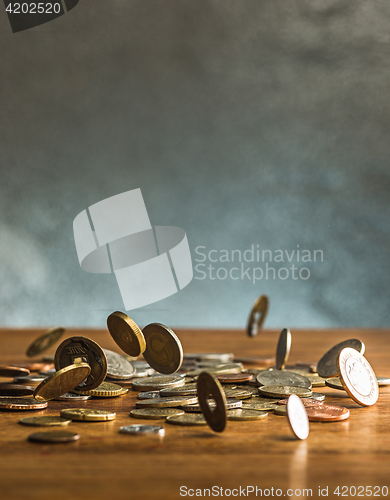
[287, 394, 309, 440]
[317, 339, 365, 378]
[107, 312, 146, 357]
[60, 408, 116, 422]
[120, 425, 165, 436]
[276, 328, 292, 370]
[246, 294, 269, 337]
[197, 371, 227, 432]
[19, 416, 71, 427]
[28, 431, 79, 443]
[337, 347, 378, 407]
[26, 327, 65, 358]
[130, 408, 185, 420]
[142, 323, 183, 374]
[34, 363, 91, 401]
[166, 414, 207, 426]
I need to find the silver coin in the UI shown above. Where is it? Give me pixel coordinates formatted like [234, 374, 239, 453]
[119, 425, 165, 436]
[310, 392, 326, 401]
[159, 384, 197, 397]
[14, 374, 48, 383]
[256, 370, 311, 389]
[287, 394, 309, 440]
[183, 353, 234, 362]
[137, 391, 161, 400]
[276, 328, 292, 370]
[53, 392, 91, 401]
[317, 339, 365, 378]
[103, 349, 135, 380]
[377, 376, 390, 386]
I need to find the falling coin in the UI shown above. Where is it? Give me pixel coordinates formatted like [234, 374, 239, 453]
[275, 328, 292, 370]
[26, 327, 65, 358]
[197, 372, 227, 432]
[142, 323, 183, 374]
[227, 409, 268, 421]
[28, 431, 79, 443]
[317, 339, 365, 378]
[19, 416, 71, 427]
[130, 408, 185, 420]
[286, 394, 309, 440]
[166, 414, 207, 426]
[259, 385, 313, 398]
[107, 312, 146, 357]
[247, 294, 269, 337]
[34, 363, 91, 401]
[120, 425, 165, 436]
[60, 408, 116, 422]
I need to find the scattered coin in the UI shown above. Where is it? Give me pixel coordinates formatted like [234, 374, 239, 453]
[310, 392, 326, 401]
[247, 294, 269, 337]
[216, 373, 253, 383]
[55, 336, 107, 391]
[227, 409, 268, 421]
[34, 363, 91, 401]
[28, 431, 79, 443]
[0, 383, 35, 396]
[103, 349, 135, 380]
[305, 404, 350, 422]
[0, 397, 48, 410]
[186, 363, 243, 377]
[278, 398, 323, 407]
[317, 339, 365, 378]
[73, 381, 128, 398]
[14, 362, 53, 373]
[287, 394, 309, 440]
[54, 392, 91, 401]
[303, 374, 326, 387]
[377, 376, 390, 386]
[276, 328, 292, 370]
[234, 357, 275, 367]
[325, 377, 344, 390]
[142, 323, 183, 374]
[337, 348, 379, 407]
[137, 391, 162, 399]
[130, 408, 185, 420]
[26, 327, 65, 358]
[132, 374, 185, 392]
[256, 370, 312, 389]
[135, 395, 198, 408]
[197, 372, 227, 432]
[274, 405, 288, 416]
[183, 353, 234, 362]
[60, 408, 116, 422]
[14, 374, 47, 384]
[259, 385, 313, 398]
[107, 312, 146, 357]
[166, 414, 207, 426]
[0, 366, 30, 378]
[241, 401, 278, 411]
[223, 388, 253, 400]
[120, 425, 165, 436]
[182, 398, 242, 412]
[159, 384, 198, 397]
[19, 416, 71, 427]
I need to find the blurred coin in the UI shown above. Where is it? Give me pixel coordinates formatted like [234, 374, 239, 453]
[14, 374, 47, 384]
[234, 357, 275, 367]
[274, 405, 288, 416]
[34, 363, 91, 401]
[227, 409, 268, 421]
[26, 327, 65, 358]
[325, 377, 344, 390]
[132, 374, 185, 392]
[135, 395, 197, 408]
[247, 294, 269, 337]
[241, 401, 278, 411]
[182, 398, 242, 412]
[103, 349, 135, 380]
[183, 353, 234, 362]
[107, 312, 146, 357]
[137, 391, 161, 400]
[216, 373, 253, 383]
[223, 388, 253, 400]
[287, 394, 309, 440]
[310, 392, 326, 401]
[0, 366, 30, 378]
[306, 404, 350, 422]
[256, 370, 311, 389]
[60, 408, 116, 422]
[186, 363, 243, 378]
[0, 383, 35, 396]
[55, 336, 107, 391]
[43, 354, 55, 362]
[28, 431, 79, 443]
[142, 323, 183, 374]
[231, 385, 259, 396]
[14, 362, 53, 373]
[337, 348, 378, 407]
[0, 397, 48, 410]
[377, 376, 390, 386]
[303, 374, 326, 387]
[40, 368, 56, 375]
[159, 384, 197, 397]
[259, 385, 312, 398]
[19, 416, 71, 427]
[166, 414, 207, 426]
[54, 392, 91, 401]
[73, 381, 127, 397]
[317, 339, 365, 378]
[276, 328, 292, 370]
[278, 398, 323, 407]
[120, 425, 165, 436]
[197, 372, 227, 432]
[130, 408, 184, 420]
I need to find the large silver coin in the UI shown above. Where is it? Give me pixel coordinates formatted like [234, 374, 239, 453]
[276, 328, 292, 370]
[256, 370, 311, 389]
[103, 349, 135, 380]
[317, 339, 365, 378]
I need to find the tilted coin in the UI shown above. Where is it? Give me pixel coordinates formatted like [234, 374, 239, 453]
[216, 373, 253, 384]
[337, 348, 378, 407]
[120, 425, 165, 436]
[107, 312, 146, 357]
[137, 391, 161, 400]
[317, 339, 365, 378]
[310, 392, 326, 401]
[247, 294, 269, 337]
[241, 401, 278, 411]
[197, 372, 227, 433]
[276, 328, 292, 370]
[135, 395, 198, 408]
[19, 416, 71, 427]
[14, 362, 53, 373]
[183, 353, 234, 362]
[305, 404, 350, 422]
[132, 374, 185, 391]
[287, 394, 310, 440]
[377, 376, 390, 386]
[181, 398, 242, 412]
[34, 363, 91, 401]
[325, 377, 344, 390]
[54, 336, 107, 391]
[227, 409, 268, 421]
[142, 323, 183, 374]
[26, 327, 65, 358]
[278, 398, 323, 407]
[0, 366, 30, 378]
[256, 370, 312, 389]
[0, 383, 35, 396]
[159, 384, 198, 397]
[60, 408, 116, 422]
[0, 397, 48, 410]
[54, 392, 91, 401]
[130, 408, 185, 420]
[166, 414, 207, 426]
[28, 431, 79, 443]
[14, 374, 47, 384]
[259, 385, 313, 398]
[73, 381, 127, 397]
[103, 349, 135, 380]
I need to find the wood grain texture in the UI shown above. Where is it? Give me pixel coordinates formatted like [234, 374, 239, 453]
[0, 328, 389, 500]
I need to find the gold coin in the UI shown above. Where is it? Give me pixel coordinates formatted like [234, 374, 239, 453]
[227, 409, 268, 421]
[166, 414, 207, 426]
[337, 348, 379, 407]
[247, 294, 269, 337]
[60, 408, 116, 422]
[19, 416, 71, 427]
[132, 374, 185, 391]
[130, 408, 185, 420]
[135, 395, 198, 408]
[73, 381, 127, 397]
[33, 363, 91, 401]
[142, 323, 183, 374]
[181, 398, 242, 413]
[26, 327, 65, 358]
[159, 384, 198, 396]
[197, 371, 227, 432]
[275, 328, 292, 370]
[317, 339, 365, 378]
[259, 385, 312, 398]
[107, 312, 146, 357]
[274, 405, 288, 416]
[325, 377, 344, 390]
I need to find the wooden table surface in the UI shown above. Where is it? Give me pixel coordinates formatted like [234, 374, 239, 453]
[0, 328, 389, 500]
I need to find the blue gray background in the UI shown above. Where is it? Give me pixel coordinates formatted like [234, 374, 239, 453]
[0, 0, 389, 329]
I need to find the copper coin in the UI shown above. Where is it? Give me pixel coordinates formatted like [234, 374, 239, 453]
[0, 383, 35, 396]
[0, 366, 30, 378]
[28, 431, 79, 443]
[247, 294, 269, 337]
[278, 398, 323, 407]
[0, 397, 48, 410]
[216, 373, 253, 384]
[306, 404, 350, 422]
[14, 362, 54, 373]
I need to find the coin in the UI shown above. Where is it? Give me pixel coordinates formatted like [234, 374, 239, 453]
[0, 397, 48, 410]
[377, 376, 390, 386]
[310, 392, 326, 401]
[181, 398, 242, 412]
[19, 416, 71, 427]
[337, 348, 379, 407]
[142, 323, 183, 374]
[278, 398, 323, 407]
[223, 388, 253, 400]
[137, 391, 161, 399]
[103, 349, 135, 380]
[317, 339, 365, 378]
[305, 404, 350, 422]
[26, 327, 65, 358]
[120, 425, 165, 436]
[73, 381, 127, 397]
[303, 374, 326, 387]
[14, 362, 53, 373]
[247, 294, 269, 337]
[227, 409, 268, 421]
[276, 328, 292, 370]
[274, 405, 288, 416]
[234, 357, 275, 367]
[54, 336, 107, 391]
[0, 366, 30, 378]
[60, 408, 116, 422]
[231, 385, 259, 396]
[186, 364, 243, 377]
[241, 401, 278, 411]
[54, 392, 91, 401]
[259, 385, 313, 398]
[0, 383, 35, 396]
[216, 373, 253, 383]
[166, 414, 207, 426]
[135, 395, 198, 408]
[159, 384, 198, 397]
[132, 374, 185, 391]
[107, 312, 146, 357]
[197, 372, 227, 432]
[256, 370, 312, 389]
[287, 394, 310, 439]
[130, 408, 185, 420]
[325, 377, 344, 390]
[184, 353, 234, 362]
[14, 374, 47, 384]
[33, 363, 91, 401]
[28, 431, 79, 443]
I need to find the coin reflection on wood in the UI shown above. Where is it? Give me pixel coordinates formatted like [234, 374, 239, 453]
[197, 371, 227, 432]
[247, 294, 269, 337]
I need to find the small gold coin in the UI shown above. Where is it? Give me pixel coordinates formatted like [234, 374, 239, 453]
[28, 431, 79, 443]
[135, 395, 198, 408]
[19, 416, 71, 427]
[33, 364, 91, 401]
[275, 328, 292, 370]
[130, 408, 185, 420]
[325, 377, 344, 390]
[247, 294, 269, 337]
[73, 381, 127, 397]
[259, 385, 313, 398]
[166, 414, 207, 426]
[26, 327, 65, 358]
[60, 408, 116, 422]
[197, 372, 227, 432]
[107, 312, 146, 357]
[227, 409, 268, 421]
[142, 323, 183, 374]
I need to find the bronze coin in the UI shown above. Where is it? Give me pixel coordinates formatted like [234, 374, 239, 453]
[197, 371, 227, 433]
[26, 327, 66, 358]
[0, 397, 48, 410]
[28, 431, 79, 443]
[0, 366, 30, 378]
[0, 383, 35, 396]
[306, 404, 350, 422]
[216, 373, 253, 384]
[247, 294, 269, 337]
